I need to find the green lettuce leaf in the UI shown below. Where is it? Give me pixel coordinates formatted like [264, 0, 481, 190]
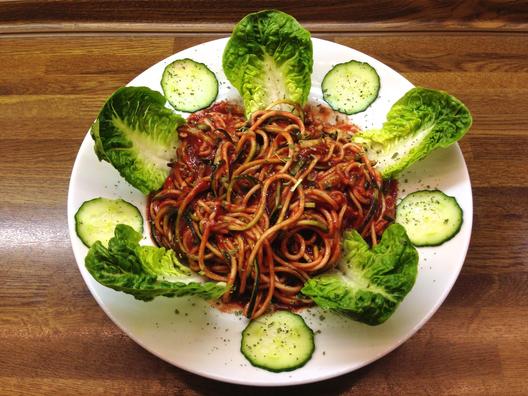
[353, 87, 472, 178]
[89, 118, 108, 162]
[85, 224, 228, 301]
[301, 224, 418, 325]
[95, 86, 186, 194]
[222, 10, 313, 116]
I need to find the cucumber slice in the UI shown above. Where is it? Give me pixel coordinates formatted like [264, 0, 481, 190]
[74, 198, 143, 247]
[161, 58, 218, 112]
[396, 190, 463, 247]
[241, 311, 315, 372]
[322, 60, 380, 114]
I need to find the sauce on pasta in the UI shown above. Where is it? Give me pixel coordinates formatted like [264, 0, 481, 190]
[147, 101, 397, 318]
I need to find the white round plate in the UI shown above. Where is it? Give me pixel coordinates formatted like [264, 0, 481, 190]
[67, 37, 472, 386]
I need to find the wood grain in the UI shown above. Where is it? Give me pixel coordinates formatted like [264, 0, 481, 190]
[1, 20, 528, 396]
[0, 0, 527, 33]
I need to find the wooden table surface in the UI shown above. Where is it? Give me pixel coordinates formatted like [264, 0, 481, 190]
[1, 2, 527, 395]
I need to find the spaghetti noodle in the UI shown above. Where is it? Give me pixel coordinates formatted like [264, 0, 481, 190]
[147, 101, 397, 318]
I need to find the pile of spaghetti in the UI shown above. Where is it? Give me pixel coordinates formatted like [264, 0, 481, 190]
[148, 101, 397, 318]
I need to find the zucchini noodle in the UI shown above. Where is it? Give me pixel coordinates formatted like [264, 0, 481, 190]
[147, 101, 397, 318]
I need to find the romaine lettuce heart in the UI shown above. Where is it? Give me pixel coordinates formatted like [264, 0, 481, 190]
[222, 10, 313, 117]
[85, 224, 228, 301]
[301, 224, 418, 325]
[353, 87, 472, 178]
[95, 86, 186, 194]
